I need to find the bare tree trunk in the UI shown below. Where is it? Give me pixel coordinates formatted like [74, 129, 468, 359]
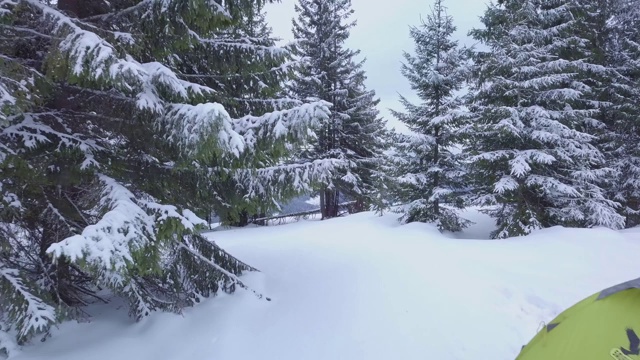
[433, 126, 440, 216]
[322, 189, 339, 219]
[320, 190, 327, 219]
[433, 1, 442, 217]
[228, 210, 249, 227]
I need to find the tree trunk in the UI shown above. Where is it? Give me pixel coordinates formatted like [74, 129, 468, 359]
[433, 126, 440, 216]
[353, 199, 367, 213]
[228, 210, 249, 227]
[320, 190, 327, 219]
[433, 0, 442, 217]
[322, 189, 339, 219]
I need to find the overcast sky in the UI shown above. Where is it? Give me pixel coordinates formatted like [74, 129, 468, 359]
[264, 0, 490, 133]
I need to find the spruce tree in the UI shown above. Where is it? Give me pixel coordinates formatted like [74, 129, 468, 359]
[339, 59, 389, 212]
[290, 0, 387, 218]
[189, 4, 340, 226]
[604, 0, 640, 227]
[390, 0, 470, 232]
[467, 0, 625, 238]
[0, 0, 333, 350]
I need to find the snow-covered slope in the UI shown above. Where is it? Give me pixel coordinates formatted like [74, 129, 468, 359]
[10, 210, 640, 360]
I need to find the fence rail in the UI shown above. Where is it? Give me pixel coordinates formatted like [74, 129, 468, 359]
[249, 201, 359, 226]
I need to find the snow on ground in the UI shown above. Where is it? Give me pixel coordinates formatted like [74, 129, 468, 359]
[10, 209, 640, 360]
[305, 195, 320, 206]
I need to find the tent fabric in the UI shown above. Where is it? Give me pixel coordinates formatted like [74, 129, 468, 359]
[515, 278, 640, 360]
[598, 277, 640, 300]
[546, 323, 559, 332]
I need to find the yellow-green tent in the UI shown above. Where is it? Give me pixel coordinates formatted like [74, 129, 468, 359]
[516, 278, 640, 360]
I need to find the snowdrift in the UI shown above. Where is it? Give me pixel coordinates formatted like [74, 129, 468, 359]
[9, 209, 640, 360]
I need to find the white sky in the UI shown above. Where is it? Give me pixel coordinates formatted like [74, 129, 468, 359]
[265, 0, 490, 133]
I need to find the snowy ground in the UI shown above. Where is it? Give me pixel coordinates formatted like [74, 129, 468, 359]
[9, 209, 640, 360]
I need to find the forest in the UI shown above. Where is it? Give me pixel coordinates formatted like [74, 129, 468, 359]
[1, 0, 639, 354]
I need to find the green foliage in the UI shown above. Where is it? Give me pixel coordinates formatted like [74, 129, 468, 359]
[0, 0, 329, 349]
[291, 0, 389, 218]
[465, 0, 627, 237]
[390, 0, 470, 232]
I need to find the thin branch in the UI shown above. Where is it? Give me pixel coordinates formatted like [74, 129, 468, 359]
[80, 0, 154, 21]
[178, 243, 267, 300]
[0, 24, 61, 39]
[63, 192, 90, 227]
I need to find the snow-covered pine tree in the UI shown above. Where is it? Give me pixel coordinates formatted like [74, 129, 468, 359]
[183, 4, 341, 227]
[390, 0, 470, 232]
[339, 59, 389, 212]
[604, 0, 640, 227]
[370, 155, 395, 215]
[290, 0, 387, 218]
[0, 0, 335, 350]
[467, 0, 625, 239]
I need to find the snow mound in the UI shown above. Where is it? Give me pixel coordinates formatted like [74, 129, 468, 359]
[10, 212, 640, 360]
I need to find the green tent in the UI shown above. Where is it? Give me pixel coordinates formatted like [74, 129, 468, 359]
[516, 277, 640, 360]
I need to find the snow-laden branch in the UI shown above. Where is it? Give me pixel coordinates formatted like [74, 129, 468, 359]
[178, 243, 264, 300]
[46, 175, 155, 283]
[0, 264, 57, 341]
[160, 103, 244, 157]
[196, 36, 289, 57]
[86, 0, 231, 22]
[3, 114, 103, 150]
[178, 61, 300, 80]
[0, 142, 15, 163]
[22, 0, 120, 80]
[0, 183, 21, 211]
[23, 0, 332, 161]
[161, 101, 336, 160]
[134, 62, 217, 113]
[234, 158, 344, 200]
[2, 113, 103, 168]
[0, 82, 16, 116]
[23, 0, 217, 117]
[45, 174, 212, 289]
[233, 100, 331, 147]
[141, 196, 208, 230]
